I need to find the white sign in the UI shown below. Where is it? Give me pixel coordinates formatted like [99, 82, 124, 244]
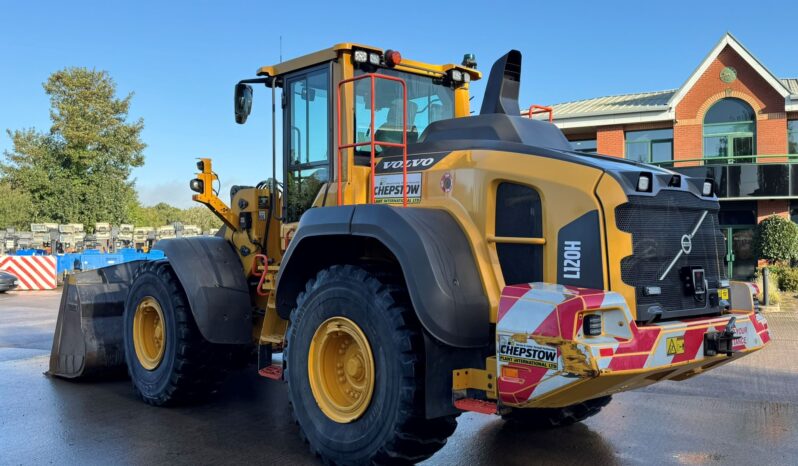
[374, 173, 422, 204]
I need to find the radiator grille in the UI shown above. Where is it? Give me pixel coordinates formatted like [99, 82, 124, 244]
[616, 191, 727, 318]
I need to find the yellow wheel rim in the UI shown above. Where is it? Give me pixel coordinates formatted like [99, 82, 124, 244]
[132, 296, 166, 370]
[308, 317, 375, 423]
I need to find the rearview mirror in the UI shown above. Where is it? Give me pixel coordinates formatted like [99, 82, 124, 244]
[234, 83, 253, 124]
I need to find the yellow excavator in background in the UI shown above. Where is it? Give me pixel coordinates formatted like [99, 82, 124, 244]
[49, 43, 770, 465]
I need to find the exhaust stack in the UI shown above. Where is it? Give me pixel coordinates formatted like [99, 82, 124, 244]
[479, 50, 522, 116]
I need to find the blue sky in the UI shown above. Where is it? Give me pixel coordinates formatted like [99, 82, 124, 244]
[1, 0, 795, 207]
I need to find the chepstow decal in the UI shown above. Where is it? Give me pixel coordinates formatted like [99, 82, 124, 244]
[498, 335, 558, 370]
[374, 173, 422, 204]
[375, 153, 447, 173]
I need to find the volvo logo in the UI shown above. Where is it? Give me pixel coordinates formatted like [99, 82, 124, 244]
[659, 210, 708, 281]
[681, 234, 692, 255]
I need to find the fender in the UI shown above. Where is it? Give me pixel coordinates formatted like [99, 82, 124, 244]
[276, 205, 490, 348]
[155, 236, 252, 344]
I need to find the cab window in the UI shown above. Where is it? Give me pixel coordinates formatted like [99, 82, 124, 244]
[285, 66, 330, 222]
[353, 69, 454, 154]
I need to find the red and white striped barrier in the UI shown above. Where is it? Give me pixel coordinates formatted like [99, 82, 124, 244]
[0, 255, 57, 290]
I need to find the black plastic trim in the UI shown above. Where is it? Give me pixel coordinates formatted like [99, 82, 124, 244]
[154, 237, 252, 344]
[276, 205, 490, 348]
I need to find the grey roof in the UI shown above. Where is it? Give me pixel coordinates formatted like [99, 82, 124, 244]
[781, 78, 798, 94]
[535, 78, 798, 120]
[536, 89, 675, 119]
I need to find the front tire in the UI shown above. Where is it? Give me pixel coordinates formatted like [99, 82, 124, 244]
[285, 265, 457, 465]
[123, 260, 233, 406]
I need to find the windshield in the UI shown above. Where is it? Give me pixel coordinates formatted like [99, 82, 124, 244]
[353, 68, 454, 152]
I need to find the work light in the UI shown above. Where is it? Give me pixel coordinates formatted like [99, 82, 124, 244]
[637, 173, 652, 192]
[189, 179, 204, 193]
[450, 69, 463, 82]
[353, 50, 368, 63]
[702, 180, 713, 196]
[368, 52, 381, 65]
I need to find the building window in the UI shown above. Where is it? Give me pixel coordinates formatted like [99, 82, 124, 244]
[703, 98, 756, 164]
[789, 121, 798, 156]
[625, 129, 673, 164]
[571, 139, 597, 153]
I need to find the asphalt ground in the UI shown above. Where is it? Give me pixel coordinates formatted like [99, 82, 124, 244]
[1, 289, 797, 465]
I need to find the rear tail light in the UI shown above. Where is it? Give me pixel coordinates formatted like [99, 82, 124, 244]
[583, 314, 602, 336]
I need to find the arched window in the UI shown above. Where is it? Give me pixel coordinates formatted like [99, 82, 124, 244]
[703, 98, 756, 164]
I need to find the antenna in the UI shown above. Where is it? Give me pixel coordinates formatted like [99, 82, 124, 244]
[279, 35, 283, 63]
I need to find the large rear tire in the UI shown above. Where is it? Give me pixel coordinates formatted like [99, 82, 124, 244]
[285, 265, 457, 465]
[123, 260, 234, 406]
[501, 395, 612, 429]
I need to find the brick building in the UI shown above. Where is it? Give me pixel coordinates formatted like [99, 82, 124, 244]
[534, 33, 798, 280]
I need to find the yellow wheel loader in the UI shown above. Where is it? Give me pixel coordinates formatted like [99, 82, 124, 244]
[49, 44, 770, 465]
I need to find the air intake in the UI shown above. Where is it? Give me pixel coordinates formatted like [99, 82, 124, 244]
[480, 50, 522, 116]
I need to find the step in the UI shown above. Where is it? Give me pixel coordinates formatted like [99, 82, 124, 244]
[258, 364, 283, 380]
[453, 398, 496, 415]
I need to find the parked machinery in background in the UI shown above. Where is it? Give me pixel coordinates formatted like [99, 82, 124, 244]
[4, 228, 17, 253]
[156, 224, 176, 241]
[117, 224, 134, 249]
[94, 223, 111, 251]
[133, 227, 155, 252]
[181, 224, 201, 237]
[16, 232, 32, 250]
[30, 224, 48, 249]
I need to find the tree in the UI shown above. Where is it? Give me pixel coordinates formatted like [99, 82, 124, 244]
[1, 68, 145, 231]
[753, 215, 798, 264]
[127, 201, 222, 232]
[177, 206, 223, 232]
[0, 181, 35, 229]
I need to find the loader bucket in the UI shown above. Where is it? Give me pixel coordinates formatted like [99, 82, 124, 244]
[48, 261, 145, 379]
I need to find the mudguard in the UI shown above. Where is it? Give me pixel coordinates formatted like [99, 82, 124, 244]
[155, 236, 252, 344]
[276, 205, 490, 348]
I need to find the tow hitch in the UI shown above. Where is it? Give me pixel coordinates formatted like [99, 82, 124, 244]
[704, 316, 737, 357]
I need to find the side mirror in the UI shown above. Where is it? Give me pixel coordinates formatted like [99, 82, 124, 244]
[234, 83, 253, 124]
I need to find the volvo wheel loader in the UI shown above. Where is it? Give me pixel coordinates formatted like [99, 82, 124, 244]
[49, 44, 770, 465]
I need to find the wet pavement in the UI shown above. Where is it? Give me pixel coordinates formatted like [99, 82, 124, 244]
[1, 290, 797, 465]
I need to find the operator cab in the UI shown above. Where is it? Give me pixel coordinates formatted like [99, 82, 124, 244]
[233, 44, 480, 222]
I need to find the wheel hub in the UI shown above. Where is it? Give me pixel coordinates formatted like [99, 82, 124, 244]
[308, 317, 375, 423]
[132, 296, 166, 370]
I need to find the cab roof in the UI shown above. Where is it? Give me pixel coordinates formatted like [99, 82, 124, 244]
[255, 43, 481, 81]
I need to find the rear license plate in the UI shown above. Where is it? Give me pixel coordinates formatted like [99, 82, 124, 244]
[719, 288, 729, 300]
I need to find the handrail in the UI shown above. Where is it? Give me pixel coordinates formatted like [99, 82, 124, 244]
[487, 236, 546, 245]
[336, 73, 408, 207]
[649, 153, 798, 167]
[526, 104, 553, 123]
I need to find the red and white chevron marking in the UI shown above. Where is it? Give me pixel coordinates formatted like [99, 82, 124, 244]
[0, 255, 57, 290]
[496, 282, 770, 407]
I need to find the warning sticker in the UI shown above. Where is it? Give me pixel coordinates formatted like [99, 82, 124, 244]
[374, 173, 422, 204]
[498, 335, 558, 370]
[666, 336, 685, 355]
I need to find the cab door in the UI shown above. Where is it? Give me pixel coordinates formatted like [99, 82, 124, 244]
[283, 64, 333, 222]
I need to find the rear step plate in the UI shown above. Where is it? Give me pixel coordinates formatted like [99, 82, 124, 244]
[258, 364, 283, 380]
[454, 398, 496, 415]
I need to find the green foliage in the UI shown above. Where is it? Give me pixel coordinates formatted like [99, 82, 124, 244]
[128, 202, 222, 232]
[0, 181, 35, 229]
[286, 170, 325, 222]
[1, 68, 145, 228]
[753, 215, 798, 264]
[777, 268, 798, 292]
